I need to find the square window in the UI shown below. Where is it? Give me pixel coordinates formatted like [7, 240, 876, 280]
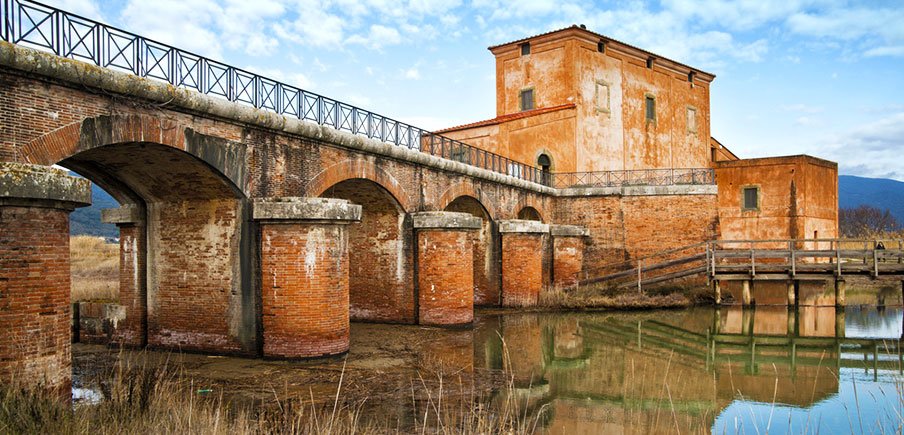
[645, 96, 655, 121]
[597, 41, 606, 53]
[520, 89, 534, 111]
[595, 81, 610, 112]
[687, 107, 697, 133]
[742, 187, 759, 210]
[521, 43, 531, 56]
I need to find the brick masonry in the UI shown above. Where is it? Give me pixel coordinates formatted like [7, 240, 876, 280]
[416, 228, 475, 326]
[111, 223, 146, 346]
[552, 236, 585, 288]
[0, 206, 73, 392]
[501, 231, 549, 307]
[260, 223, 351, 358]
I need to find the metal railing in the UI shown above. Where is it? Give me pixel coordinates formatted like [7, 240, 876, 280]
[1, 0, 718, 191]
[552, 168, 715, 189]
[1, 0, 548, 183]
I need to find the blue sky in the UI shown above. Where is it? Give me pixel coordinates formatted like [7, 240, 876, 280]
[48, 0, 904, 180]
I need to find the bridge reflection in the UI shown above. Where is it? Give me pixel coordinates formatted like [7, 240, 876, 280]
[472, 307, 903, 434]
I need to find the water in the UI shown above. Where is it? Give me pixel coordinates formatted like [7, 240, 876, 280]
[72, 306, 904, 433]
[470, 306, 903, 434]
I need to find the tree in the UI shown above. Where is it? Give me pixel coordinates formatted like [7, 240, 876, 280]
[839, 205, 900, 237]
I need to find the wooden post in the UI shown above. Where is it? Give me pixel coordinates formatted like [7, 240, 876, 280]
[742, 280, 752, 306]
[834, 279, 846, 307]
[787, 309, 796, 336]
[713, 280, 722, 305]
[742, 307, 754, 336]
[787, 280, 796, 307]
[637, 260, 642, 294]
[835, 308, 845, 338]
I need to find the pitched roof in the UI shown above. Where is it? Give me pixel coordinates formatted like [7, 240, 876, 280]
[488, 25, 715, 78]
[434, 103, 576, 134]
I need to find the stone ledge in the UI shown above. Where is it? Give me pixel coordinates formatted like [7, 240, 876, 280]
[549, 224, 589, 237]
[253, 197, 362, 222]
[498, 219, 550, 234]
[412, 211, 482, 229]
[0, 162, 91, 209]
[559, 184, 718, 197]
[101, 205, 143, 224]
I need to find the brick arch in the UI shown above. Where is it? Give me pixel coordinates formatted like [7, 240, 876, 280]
[513, 197, 547, 222]
[306, 159, 412, 212]
[436, 181, 497, 220]
[19, 114, 248, 195]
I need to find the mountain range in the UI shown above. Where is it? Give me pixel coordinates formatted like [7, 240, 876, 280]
[69, 174, 904, 238]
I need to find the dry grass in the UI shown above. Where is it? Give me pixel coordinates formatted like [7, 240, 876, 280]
[70, 236, 119, 303]
[539, 282, 705, 310]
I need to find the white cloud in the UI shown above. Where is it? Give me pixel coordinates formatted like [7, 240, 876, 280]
[782, 104, 824, 114]
[347, 24, 403, 49]
[864, 46, 904, 58]
[403, 67, 420, 80]
[49, 0, 105, 21]
[120, 0, 225, 58]
[821, 113, 904, 181]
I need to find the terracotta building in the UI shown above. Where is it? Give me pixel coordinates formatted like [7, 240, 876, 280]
[438, 25, 838, 242]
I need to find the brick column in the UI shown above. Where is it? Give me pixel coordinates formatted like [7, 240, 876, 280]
[412, 212, 481, 326]
[499, 220, 550, 307]
[0, 163, 90, 396]
[254, 198, 361, 359]
[549, 225, 589, 288]
[101, 206, 146, 347]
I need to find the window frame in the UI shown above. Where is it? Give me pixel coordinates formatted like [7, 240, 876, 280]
[519, 87, 535, 112]
[686, 106, 697, 134]
[644, 93, 656, 123]
[741, 185, 761, 212]
[594, 79, 611, 114]
[520, 42, 531, 56]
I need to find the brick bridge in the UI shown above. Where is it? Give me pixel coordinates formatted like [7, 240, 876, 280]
[0, 2, 718, 395]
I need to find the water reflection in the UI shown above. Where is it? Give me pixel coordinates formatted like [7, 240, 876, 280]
[472, 307, 904, 434]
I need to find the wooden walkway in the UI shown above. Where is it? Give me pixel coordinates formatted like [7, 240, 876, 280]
[580, 238, 904, 305]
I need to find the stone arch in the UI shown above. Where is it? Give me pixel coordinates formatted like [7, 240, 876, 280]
[436, 181, 498, 220]
[19, 114, 257, 355]
[20, 114, 249, 197]
[513, 197, 547, 222]
[319, 177, 415, 324]
[306, 159, 412, 212]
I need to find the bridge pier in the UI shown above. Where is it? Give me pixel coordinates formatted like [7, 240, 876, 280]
[786, 280, 797, 307]
[549, 225, 589, 288]
[254, 198, 361, 359]
[499, 220, 550, 307]
[834, 279, 846, 307]
[101, 206, 147, 347]
[412, 212, 481, 326]
[0, 163, 90, 397]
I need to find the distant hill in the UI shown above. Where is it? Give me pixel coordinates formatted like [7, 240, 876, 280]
[839, 175, 904, 225]
[69, 175, 119, 239]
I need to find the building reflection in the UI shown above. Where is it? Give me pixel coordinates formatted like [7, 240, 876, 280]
[474, 307, 903, 434]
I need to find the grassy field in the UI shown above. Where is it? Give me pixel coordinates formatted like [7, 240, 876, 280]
[70, 236, 119, 303]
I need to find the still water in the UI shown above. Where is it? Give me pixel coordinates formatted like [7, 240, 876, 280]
[469, 306, 902, 434]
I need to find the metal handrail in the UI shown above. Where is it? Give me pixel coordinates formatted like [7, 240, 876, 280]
[0, 0, 720, 191]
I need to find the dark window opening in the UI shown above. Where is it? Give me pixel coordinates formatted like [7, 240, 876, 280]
[537, 154, 551, 172]
[742, 187, 759, 210]
[520, 89, 534, 111]
[646, 57, 654, 69]
[521, 43, 531, 56]
[688, 71, 696, 83]
[645, 96, 655, 121]
[597, 40, 606, 53]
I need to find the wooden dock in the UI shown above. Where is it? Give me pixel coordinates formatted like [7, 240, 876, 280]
[581, 238, 904, 306]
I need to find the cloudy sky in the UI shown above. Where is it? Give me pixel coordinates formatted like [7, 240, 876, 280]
[48, 0, 904, 180]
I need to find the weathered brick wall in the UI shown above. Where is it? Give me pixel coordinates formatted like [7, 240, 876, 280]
[112, 223, 146, 346]
[416, 229, 474, 326]
[443, 196, 499, 306]
[323, 180, 415, 323]
[553, 195, 627, 272]
[552, 236, 585, 287]
[260, 223, 350, 358]
[0, 206, 72, 392]
[146, 199, 247, 354]
[621, 194, 719, 259]
[501, 233, 547, 307]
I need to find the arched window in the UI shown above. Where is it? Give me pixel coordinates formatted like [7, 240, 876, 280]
[537, 154, 551, 172]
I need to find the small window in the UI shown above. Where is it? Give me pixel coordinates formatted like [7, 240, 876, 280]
[645, 95, 655, 121]
[537, 154, 551, 171]
[519, 88, 534, 111]
[646, 57, 654, 69]
[688, 71, 696, 83]
[687, 107, 697, 133]
[521, 42, 530, 56]
[597, 40, 606, 53]
[595, 81, 610, 112]
[742, 187, 759, 211]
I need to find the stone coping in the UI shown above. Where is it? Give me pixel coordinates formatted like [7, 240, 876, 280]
[412, 211, 482, 229]
[0, 162, 91, 209]
[559, 184, 718, 197]
[253, 197, 362, 222]
[101, 205, 143, 224]
[498, 219, 550, 234]
[549, 224, 590, 237]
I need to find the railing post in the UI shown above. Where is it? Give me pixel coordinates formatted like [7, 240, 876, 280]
[637, 260, 642, 294]
[790, 240, 796, 277]
[873, 240, 879, 278]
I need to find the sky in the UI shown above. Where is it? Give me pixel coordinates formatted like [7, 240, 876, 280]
[45, 0, 904, 180]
